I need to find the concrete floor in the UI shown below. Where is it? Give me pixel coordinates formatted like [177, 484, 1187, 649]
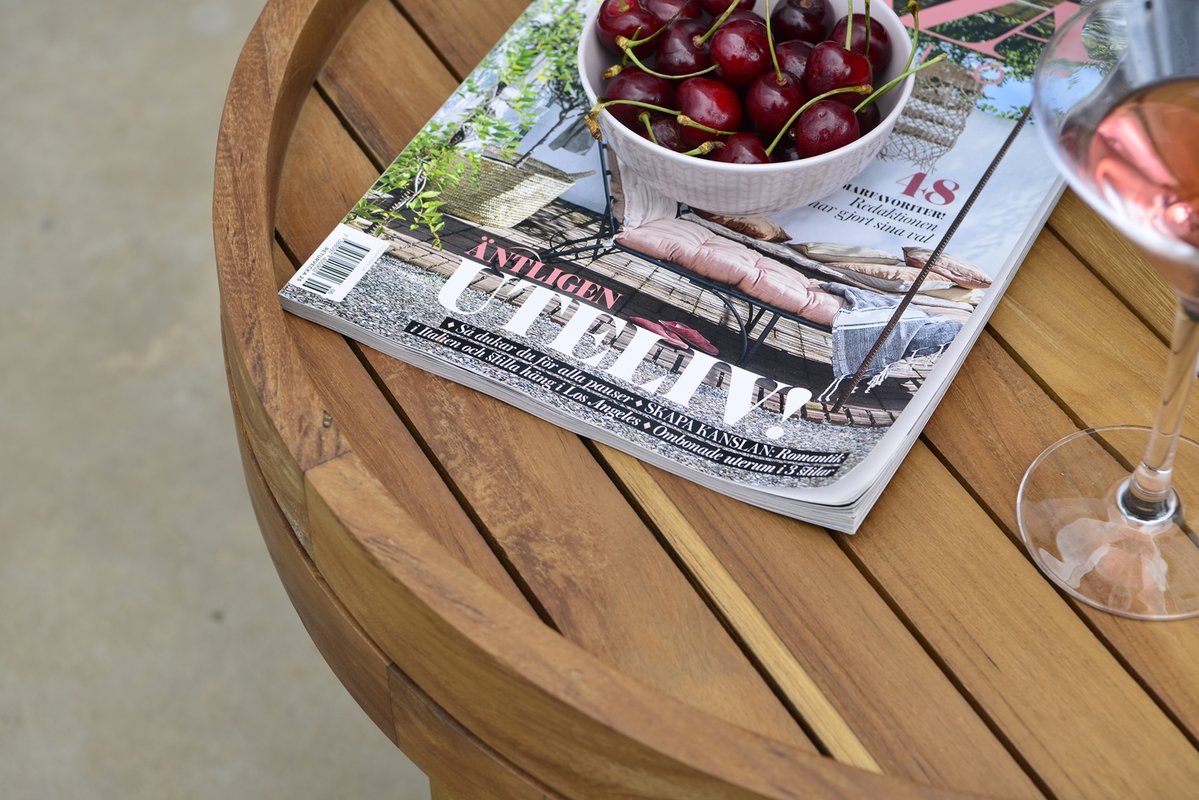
[1, 1, 428, 797]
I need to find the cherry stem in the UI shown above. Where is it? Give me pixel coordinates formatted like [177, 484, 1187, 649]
[765, 84, 872, 156]
[627, 5, 688, 48]
[765, 0, 784, 84]
[619, 18, 671, 50]
[620, 25, 644, 67]
[615, 39, 719, 79]
[696, 0, 740, 47]
[864, 0, 871, 57]
[676, 114, 739, 136]
[638, 111, 659, 145]
[845, 0, 854, 50]
[585, 99, 683, 140]
[854, 52, 944, 112]
[593, 99, 681, 117]
[902, 0, 921, 75]
[682, 140, 722, 157]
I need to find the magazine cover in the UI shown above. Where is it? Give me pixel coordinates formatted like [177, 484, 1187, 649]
[280, 0, 1069, 531]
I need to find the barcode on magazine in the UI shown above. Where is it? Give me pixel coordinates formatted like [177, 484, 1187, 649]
[289, 226, 388, 302]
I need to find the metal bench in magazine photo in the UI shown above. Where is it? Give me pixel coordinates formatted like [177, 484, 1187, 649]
[214, 0, 1199, 797]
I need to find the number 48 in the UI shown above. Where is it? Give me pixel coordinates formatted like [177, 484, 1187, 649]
[897, 172, 959, 206]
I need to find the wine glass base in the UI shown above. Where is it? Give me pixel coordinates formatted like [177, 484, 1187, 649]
[1018, 425, 1199, 620]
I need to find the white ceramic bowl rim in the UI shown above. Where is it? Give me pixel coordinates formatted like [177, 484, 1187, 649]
[577, 0, 915, 173]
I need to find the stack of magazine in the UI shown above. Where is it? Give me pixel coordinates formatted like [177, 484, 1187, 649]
[281, 0, 1065, 532]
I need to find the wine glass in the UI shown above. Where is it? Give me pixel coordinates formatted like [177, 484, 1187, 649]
[1018, 0, 1199, 619]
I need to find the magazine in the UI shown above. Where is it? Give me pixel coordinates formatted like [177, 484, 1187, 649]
[280, 0, 1069, 532]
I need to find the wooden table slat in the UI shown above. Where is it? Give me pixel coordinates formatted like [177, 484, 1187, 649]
[275, 92, 380, 261]
[989, 233, 1192, 433]
[1048, 191, 1176, 342]
[393, 0, 527, 80]
[320, 0, 460, 166]
[599, 447, 1042, 796]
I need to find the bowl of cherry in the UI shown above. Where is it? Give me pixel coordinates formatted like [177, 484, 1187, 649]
[579, 0, 917, 216]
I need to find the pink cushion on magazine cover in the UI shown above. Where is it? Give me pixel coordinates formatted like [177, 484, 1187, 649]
[615, 217, 843, 326]
[615, 218, 760, 285]
[903, 247, 993, 289]
[741, 261, 844, 326]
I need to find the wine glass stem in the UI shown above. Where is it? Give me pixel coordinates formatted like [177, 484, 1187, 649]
[1120, 298, 1199, 522]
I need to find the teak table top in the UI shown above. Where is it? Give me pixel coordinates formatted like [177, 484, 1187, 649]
[214, 0, 1199, 797]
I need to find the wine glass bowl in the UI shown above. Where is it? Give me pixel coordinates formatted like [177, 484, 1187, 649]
[576, 0, 915, 216]
[1032, 7, 1199, 289]
[1020, 0, 1199, 620]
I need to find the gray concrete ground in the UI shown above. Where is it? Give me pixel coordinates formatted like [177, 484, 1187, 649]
[1, 1, 428, 797]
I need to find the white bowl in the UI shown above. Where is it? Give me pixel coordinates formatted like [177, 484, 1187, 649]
[578, 0, 914, 216]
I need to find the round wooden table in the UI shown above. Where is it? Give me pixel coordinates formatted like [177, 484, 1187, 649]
[214, 0, 1199, 797]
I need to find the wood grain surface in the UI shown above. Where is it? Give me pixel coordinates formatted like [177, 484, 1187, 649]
[213, 0, 1199, 797]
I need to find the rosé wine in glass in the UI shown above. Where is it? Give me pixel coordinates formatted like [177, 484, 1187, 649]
[1019, 1, 1199, 620]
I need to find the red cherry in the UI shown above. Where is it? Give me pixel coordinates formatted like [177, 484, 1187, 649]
[710, 18, 772, 89]
[699, 0, 753, 14]
[646, 0, 701, 25]
[640, 113, 686, 151]
[676, 76, 743, 148]
[776, 143, 801, 161]
[803, 40, 872, 104]
[597, 0, 662, 56]
[855, 101, 881, 134]
[713, 132, 772, 163]
[793, 100, 860, 157]
[774, 39, 813, 81]
[770, 0, 833, 44]
[831, 14, 892, 75]
[602, 67, 676, 128]
[746, 70, 807, 140]
[655, 18, 712, 76]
